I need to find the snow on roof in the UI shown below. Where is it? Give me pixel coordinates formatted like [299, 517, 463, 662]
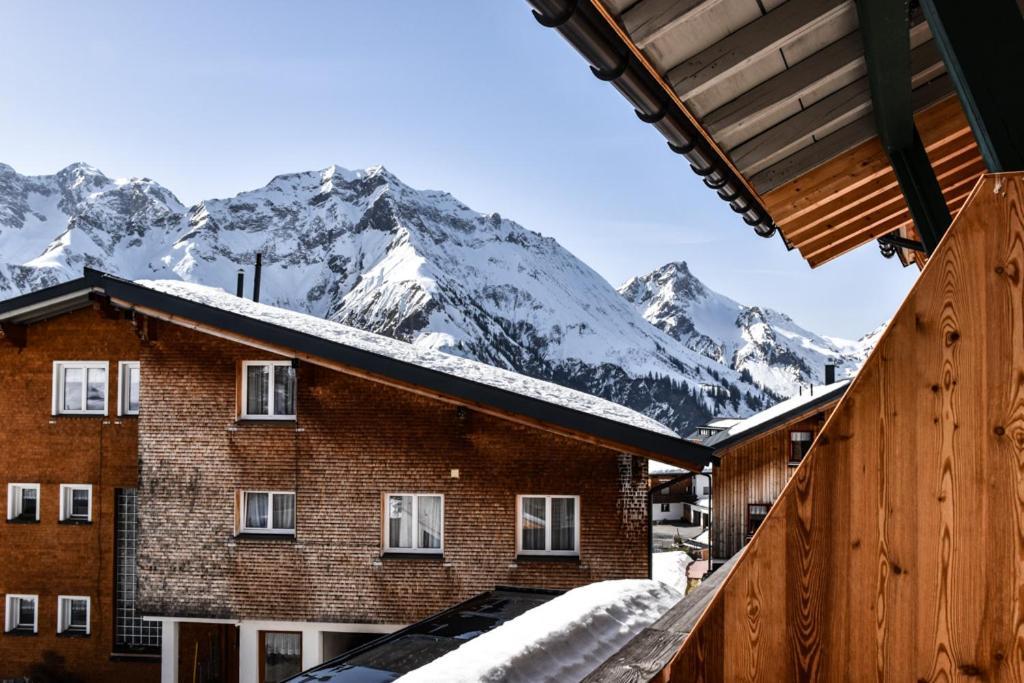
[705, 380, 849, 448]
[396, 580, 681, 683]
[707, 417, 743, 428]
[649, 459, 686, 474]
[134, 279, 679, 438]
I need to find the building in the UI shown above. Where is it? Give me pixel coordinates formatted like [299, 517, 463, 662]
[0, 270, 710, 683]
[649, 461, 711, 525]
[683, 417, 742, 445]
[704, 381, 848, 568]
[528, 0, 1024, 679]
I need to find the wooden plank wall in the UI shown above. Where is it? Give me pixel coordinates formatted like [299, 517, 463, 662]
[712, 412, 831, 561]
[661, 173, 1024, 681]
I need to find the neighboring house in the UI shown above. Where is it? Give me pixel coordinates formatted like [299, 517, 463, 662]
[650, 460, 711, 524]
[0, 270, 710, 683]
[706, 380, 848, 569]
[684, 417, 742, 445]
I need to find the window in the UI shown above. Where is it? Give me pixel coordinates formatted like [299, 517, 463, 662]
[747, 503, 771, 541]
[59, 484, 92, 522]
[114, 489, 161, 651]
[241, 491, 296, 534]
[118, 361, 140, 416]
[53, 361, 109, 415]
[517, 495, 579, 556]
[790, 431, 814, 464]
[384, 494, 443, 553]
[242, 361, 297, 419]
[5, 594, 37, 633]
[57, 596, 90, 635]
[659, 503, 671, 513]
[7, 484, 39, 522]
[260, 631, 302, 682]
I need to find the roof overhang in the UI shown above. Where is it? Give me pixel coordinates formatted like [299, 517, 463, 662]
[0, 270, 713, 470]
[706, 383, 846, 452]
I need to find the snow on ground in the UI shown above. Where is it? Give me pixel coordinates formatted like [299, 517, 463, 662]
[652, 551, 693, 594]
[134, 279, 680, 437]
[396, 580, 681, 683]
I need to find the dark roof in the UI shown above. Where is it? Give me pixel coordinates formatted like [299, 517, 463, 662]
[704, 381, 848, 451]
[0, 269, 713, 469]
[285, 587, 560, 682]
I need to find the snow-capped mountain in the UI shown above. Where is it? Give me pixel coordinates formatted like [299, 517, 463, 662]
[619, 261, 883, 396]
[0, 162, 877, 434]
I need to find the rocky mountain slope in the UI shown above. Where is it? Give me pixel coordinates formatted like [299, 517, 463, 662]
[0, 162, 879, 434]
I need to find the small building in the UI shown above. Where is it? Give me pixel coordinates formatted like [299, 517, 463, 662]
[705, 381, 848, 569]
[0, 270, 710, 683]
[684, 417, 742, 445]
[649, 461, 711, 524]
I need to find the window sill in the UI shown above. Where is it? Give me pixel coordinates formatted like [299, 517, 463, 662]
[52, 413, 108, 419]
[515, 554, 581, 564]
[380, 552, 444, 561]
[110, 650, 161, 662]
[59, 519, 92, 525]
[4, 628, 36, 636]
[6, 518, 39, 524]
[234, 532, 296, 542]
[234, 418, 298, 424]
[57, 630, 90, 638]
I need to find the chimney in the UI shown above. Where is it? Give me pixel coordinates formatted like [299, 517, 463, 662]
[253, 253, 262, 303]
[825, 363, 836, 385]
[236, 269, 245, 297]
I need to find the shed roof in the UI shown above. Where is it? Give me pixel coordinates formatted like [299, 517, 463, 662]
[0, 269, 712, 469]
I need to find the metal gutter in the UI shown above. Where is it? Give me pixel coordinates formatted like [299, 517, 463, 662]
[526, 0, 778, 238]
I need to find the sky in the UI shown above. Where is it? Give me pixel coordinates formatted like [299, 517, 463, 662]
[0, 1, 917, 339]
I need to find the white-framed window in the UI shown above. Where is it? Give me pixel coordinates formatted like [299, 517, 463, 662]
[118, 361, 141, 416]
[5, 594, 38, 633]
[57, 595, 90, 635]
[52, 361, 109, 415]
[59, 484, 92, 522]
[241, 361, 297, 419]
[384, 493, 444, 553]
[240, 491, 296, 534]
[516, 495, 580, 556]
[660, 502, 671, 513]
[7, 483, 40, 522]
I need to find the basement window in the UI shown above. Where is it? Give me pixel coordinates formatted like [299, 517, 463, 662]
[59, 484, 92, 523]
[789, 431, 814, 464]
[53, 361, 109, 415]
[57, 596, 90, 636]
[5, 594, 37, 634]
[241, 491, 296, 534]
[118, 361, 141, 416]
[241, 361, 297, 419]
[7, 484, 39, 522]
[517, 495, 579, 556]
[384, 494, 444, 553]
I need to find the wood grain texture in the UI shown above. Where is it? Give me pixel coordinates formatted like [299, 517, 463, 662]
[658, 173, 1024, 681]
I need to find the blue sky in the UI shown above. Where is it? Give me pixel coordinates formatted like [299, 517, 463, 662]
[0, 1, 916, 338]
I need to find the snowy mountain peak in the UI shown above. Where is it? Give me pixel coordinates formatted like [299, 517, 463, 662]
[0, 161, 878, 434]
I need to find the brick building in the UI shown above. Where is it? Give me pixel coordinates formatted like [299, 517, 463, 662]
[0, 270, 710, 683]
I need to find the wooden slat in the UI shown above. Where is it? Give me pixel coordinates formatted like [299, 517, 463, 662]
[734, 40, 946, 177]
[621, 0, 720, 50]
[666, 0, 851, 99]
[658, 173, 1024, 679]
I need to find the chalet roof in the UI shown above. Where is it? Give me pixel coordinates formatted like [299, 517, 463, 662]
[0, 269, 712, 469]
[704, 379, 848, 450]
[527, 0, 986, 267]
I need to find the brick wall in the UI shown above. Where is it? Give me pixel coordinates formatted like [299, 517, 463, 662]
[0, 307, 158, 681]
[137, 321, 650, 624]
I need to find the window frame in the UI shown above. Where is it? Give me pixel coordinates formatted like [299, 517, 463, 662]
[659, 502, 671, 513]
[239, 490, 297, 535]
[5, 594, 38, 634]
[746, 502, 771, 539]
[240, 360, 297, 420]
[117, 361, 141, 417]
[383, 493, 445, 554]
[52, 361, 110, 416]
[59, 484, 93, 523]
[7, 483, 40, 522]
[57, 595, 90, 635]
[789, 430, 815, 465]
[516, 494, 581, 557]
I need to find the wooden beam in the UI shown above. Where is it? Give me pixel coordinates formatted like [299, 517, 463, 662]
[730, 39, 945, 177]
[620, 0, 720, 50]
[666, 0, 851, 99]
[0, 322, 27, 348]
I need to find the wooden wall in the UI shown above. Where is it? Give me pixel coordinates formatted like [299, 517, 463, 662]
[662, 173, 1024, 681]
[712, 412, 831, 561]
